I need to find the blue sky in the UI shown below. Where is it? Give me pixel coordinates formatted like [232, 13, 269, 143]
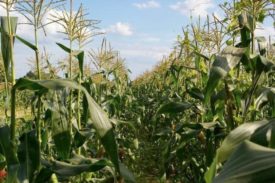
[83, 0, 221, 78]
[0, 0, 274, 79]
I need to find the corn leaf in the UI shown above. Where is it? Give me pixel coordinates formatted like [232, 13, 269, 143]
[204, 46, 245, 103]
[15, 35, 38, 51]
[53, 131, 72, 159]
[17, 130, 40, 182]
[56, 43, 71, 53]
[0, 16, 18, 80]
[0, 126, 19, 183]
[255, 87, 275, 110]
[76, 51, 84, 76]
[42, 158, 108, 177]
[119, 163, 136, 183]
[13, 78, 120, 172]
[157, 102, 192, 114]
[214, 141, 275, 183]
[205, 119, 275, 182]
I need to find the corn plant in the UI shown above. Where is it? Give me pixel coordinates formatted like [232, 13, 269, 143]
[126, 1, 274, 182]
[0, 0, 274, 182]
[0, 1, 135, 183]
[0, 0, 18, 86]
[16, 0, 65, 79]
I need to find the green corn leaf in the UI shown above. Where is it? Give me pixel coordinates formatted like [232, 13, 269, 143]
[192, 50, 210, 61]
[13, 78, 120, 173]
[238, 12, 254, 31]
[33, 168, 53, 183]
[205, 119, 275, 182]
[0, 154, 5, 170]
[255, 87, 275, 110]
[213, 141, 275, 183]
[204, 46, 246, 103]
[0, 16, 18, 80]
[42, 158, 108, 177]
[76, 51, 84, 76]
[0, 126, 19, 183]
[56, 43, 84, 76]
[204, 156, 217, 183]
[17, 130, 40, 182]
[238, 13, 251, 47]
[218, 119, 270, 162]
[119, 163, 136, 183]
[82, 80, 91, 126]
[73, 129, 94, 148]
[255, 36, 267, 55]
[56, 43, 72, 53]
[254, 55, 275, 74]
[53, 131, 72, 159]
[156, 102, 192, 114]
[250, 119, 275, 147]
[15, 35, 38, 51]
[187, 87, 204, 101]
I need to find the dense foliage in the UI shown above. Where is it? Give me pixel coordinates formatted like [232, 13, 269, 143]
[0, 0, 274, 183]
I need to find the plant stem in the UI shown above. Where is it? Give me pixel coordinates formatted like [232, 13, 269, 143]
[3, 65, 9, 121]
[34, 27, 41, 80]
[36, 96, 42, 168]
[6, 0, 17, 144]
[10, 88, 16, 143]
[251, 0, 255, 55]
[77, 42, 82, 154]
[33, 1, 42, 169]
[225, 81, 235, 129]
[68, 0, 73, 135]
[242, 73, 261, 123]
[6, 4, 15, 85]
[77, 75, 81, 155]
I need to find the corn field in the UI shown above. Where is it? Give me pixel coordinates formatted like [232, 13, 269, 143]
[0, 0, 275, 182]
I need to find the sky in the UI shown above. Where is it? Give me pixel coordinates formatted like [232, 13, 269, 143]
[0, 0, 274, 79]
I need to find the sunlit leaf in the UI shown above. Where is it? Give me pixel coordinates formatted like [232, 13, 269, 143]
[255, 87, 275, 110]
[13, 78, 120, 172]
[205, 119, 275, 182]
[255, 36, 267, 55]
[42, 158, 108, 177]
[214, 141, 275, 183]
[204, 46, 246, 103]
[0, 16, 18, 80]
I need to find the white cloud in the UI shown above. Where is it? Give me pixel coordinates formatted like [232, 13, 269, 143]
[119, 44, 170, 61]
[255, 24, 275, 38]
[133, 0, 160, 9]
[0, 6, 68, 77]
[39, 9, 65, 36]
[170, 0, 214, 17]
[107, 22, 133, 36]
[0, 6, 64, 40]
